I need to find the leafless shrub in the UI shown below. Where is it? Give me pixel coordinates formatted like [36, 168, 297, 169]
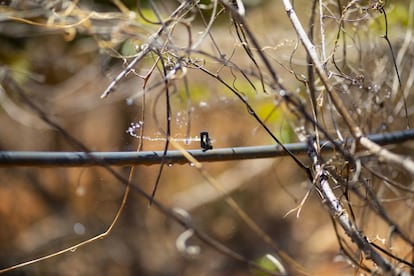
[1, 0, 414, 275]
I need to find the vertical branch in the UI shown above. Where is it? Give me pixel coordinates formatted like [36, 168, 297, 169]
[306, 0, 318, 124]
[392, 1, 414, 117]
[318, 0, 327, 67]
[149, 51, 175, 205]
[377, 6, 409, 128]
[306, 136, 405, 275]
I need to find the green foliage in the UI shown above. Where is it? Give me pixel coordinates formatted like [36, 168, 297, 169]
[369, 2, 413, 32]
[0, 38, 30, 84]
[251, 254, 286, 276]
[172, 83, 210, 109]
[255, 101, 294, 143]
[388, 3, 411, 27]
[120, 38, 141, 57]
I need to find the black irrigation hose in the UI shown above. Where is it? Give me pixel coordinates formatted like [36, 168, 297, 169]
[0, 129, 413, 167]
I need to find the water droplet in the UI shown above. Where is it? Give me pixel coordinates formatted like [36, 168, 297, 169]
[73, 223, 85, 235]
[385, 90, 391, 99]
[247, 106, 255, 115]
[199, 101, 208, 108]
[189, 163, 195, 167]
[168, 163, 174, 167]
[219, 96, 228, 104]
[126, 98, 134, 106]
[126, 121, 145, 138]
[76, 186, 85, 196]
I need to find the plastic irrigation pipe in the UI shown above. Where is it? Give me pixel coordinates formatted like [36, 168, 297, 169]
[0, 129, 413, 167]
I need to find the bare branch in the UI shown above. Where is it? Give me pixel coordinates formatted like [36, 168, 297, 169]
[307, 136, 408, 275]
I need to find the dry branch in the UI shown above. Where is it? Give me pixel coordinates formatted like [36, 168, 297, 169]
[307, 136, 408, 275]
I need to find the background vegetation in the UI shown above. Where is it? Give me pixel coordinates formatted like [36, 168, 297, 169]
[1, 0, 414, 275]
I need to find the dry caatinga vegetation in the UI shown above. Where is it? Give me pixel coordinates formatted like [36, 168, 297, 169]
[1, 0, 414, 275]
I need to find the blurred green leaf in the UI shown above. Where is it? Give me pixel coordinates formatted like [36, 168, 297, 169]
[387, 3, 410, 27]
[251, 254, 286, 276]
